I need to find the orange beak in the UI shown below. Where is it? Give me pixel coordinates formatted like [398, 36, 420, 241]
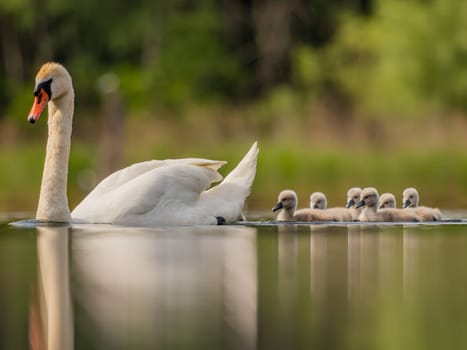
[28, 88, 49, 124]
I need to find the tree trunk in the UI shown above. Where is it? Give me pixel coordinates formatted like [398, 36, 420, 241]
[252, 0, 291, 89]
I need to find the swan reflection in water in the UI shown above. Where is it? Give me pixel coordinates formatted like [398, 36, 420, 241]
[31, 224, 257, 349]
[20, 221, 467, 350]
[31, 225, 73, 350]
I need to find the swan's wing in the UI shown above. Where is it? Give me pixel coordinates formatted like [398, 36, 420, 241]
[116, 164, 223, 215]
[72, 161, 225, 224]
[81, 158, 227, 197]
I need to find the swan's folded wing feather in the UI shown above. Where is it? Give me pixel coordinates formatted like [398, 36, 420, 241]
[83, 158, 226, 196]
[72, 162, 224, 223]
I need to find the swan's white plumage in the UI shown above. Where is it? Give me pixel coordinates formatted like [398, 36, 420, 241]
[72, 146, 258, 225]
[30, 62, 258, 226]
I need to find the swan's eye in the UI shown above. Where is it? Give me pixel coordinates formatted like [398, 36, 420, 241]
[34, 78, 53, 99]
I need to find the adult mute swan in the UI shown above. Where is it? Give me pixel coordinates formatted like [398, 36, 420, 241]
[28, 62, 258, 225]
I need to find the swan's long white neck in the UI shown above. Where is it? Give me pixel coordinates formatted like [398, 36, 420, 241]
[36, 92, 74, 222]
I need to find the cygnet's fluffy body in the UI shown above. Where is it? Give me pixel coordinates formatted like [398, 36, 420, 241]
[357, 187, 421, 222]
[309, 192, 352, 222]
[402, 187, 442, 221]
[273, 190, 339, 222]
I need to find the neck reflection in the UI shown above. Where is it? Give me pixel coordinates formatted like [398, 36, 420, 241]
[32, 225, 73, 350]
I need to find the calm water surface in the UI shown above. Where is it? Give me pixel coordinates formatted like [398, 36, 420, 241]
[1, 214, 467, 350]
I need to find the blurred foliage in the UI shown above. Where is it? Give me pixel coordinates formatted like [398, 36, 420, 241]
[292, 0, 467, 117]
[0, 0, 369, 116]
[1, 0, 465, 118]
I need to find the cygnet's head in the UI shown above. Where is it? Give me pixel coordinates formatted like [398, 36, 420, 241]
[402, 187, 419, 208]
[346, 187, 362, 208]
[378, 193, 397, 209]
[356, 187, 379, 209]
[272, 190, 298, 212]
[310, 192, 327, 209]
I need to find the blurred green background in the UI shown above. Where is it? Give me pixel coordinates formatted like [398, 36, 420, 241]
[1, 0, 467, 214]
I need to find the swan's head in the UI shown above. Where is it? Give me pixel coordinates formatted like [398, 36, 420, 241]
[356, 187, 379, 209]
[28, 62, 73, 123]
[402, 187, 419, 208]
[272, 190, 298, 212]
[346, 187, 362, 208]
[378, 193, 396, 209]
[309, 192, 327, 209]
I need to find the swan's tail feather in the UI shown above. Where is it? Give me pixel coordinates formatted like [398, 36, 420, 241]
[222, 141, 258, 191]
[203, 142, 258, 222]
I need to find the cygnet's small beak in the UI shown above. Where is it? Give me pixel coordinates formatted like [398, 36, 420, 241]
[272, 202, 283, 212]
[403, 200, 411, 208]
[355, 200, 365, 209]
[346, 199, 355, 208]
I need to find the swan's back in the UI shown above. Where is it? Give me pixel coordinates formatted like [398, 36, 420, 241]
[76, 158, 226, 201]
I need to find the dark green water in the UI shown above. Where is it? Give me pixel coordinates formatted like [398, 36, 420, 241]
[1, 218, 467, 350]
